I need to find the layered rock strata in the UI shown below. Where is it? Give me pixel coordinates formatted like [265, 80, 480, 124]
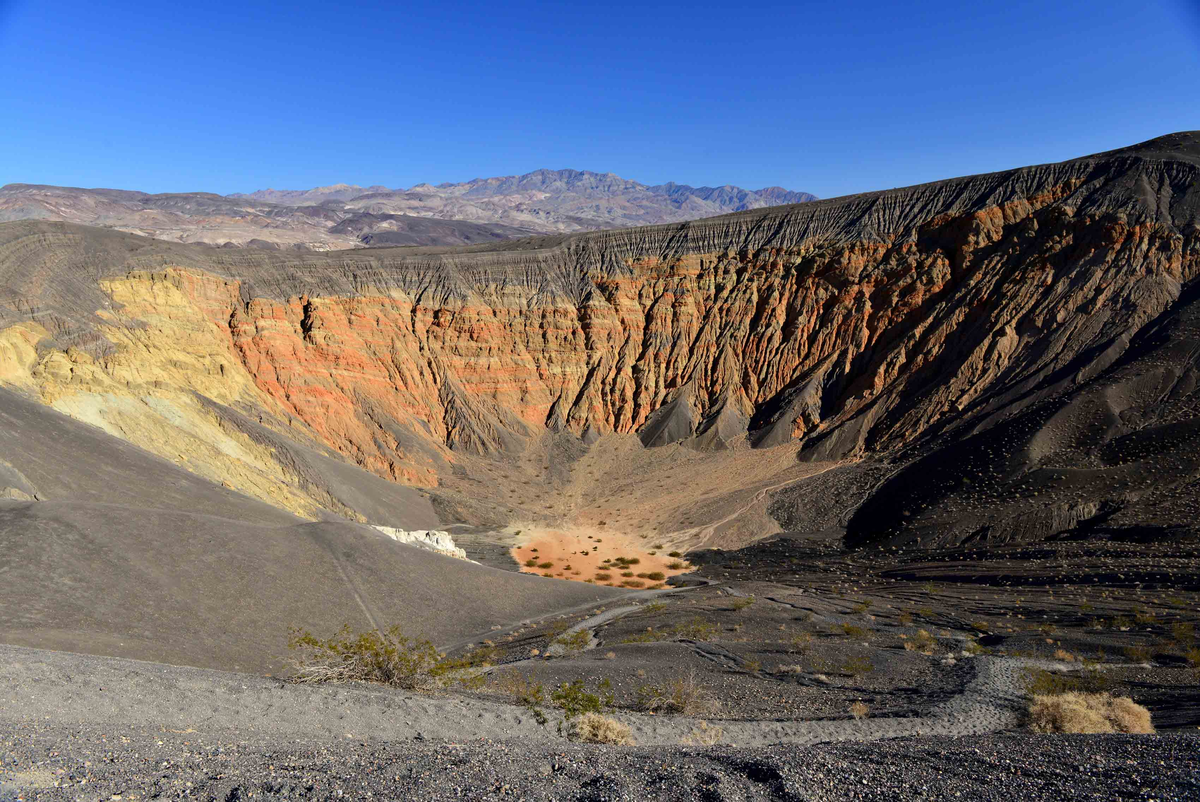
[1, 133, 1197, 544]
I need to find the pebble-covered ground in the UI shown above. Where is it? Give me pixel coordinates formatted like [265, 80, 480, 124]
[2, 723, 1196, 801]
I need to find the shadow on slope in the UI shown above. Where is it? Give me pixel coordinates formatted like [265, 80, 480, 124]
[0, 387, 621, 673]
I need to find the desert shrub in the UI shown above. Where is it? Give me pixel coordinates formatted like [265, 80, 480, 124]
[620, 618, 717, 644]
[524, 558, 539, 567]
[1053, 648, 1076, 662]
[849, 701, 870, 719]
[1027, 693, 1154, 734]
[1179, 646, 1200, 669]
[621, 571, 634, 578]
[1024, 668, 1111, 695]
[674, 618, 718, 641]
[731, 596, 756, 611]
[621, 579, 647, 588]
[851, 601, 871, 615]
[790, 632, 813, 652]
[903, 629, 937, 655]
[772, 664, 805, 676]
[897, 610, 914, 626]
[1132, 606, 1157, 625]
[1123, 644, 1152, 663]
[634, 671, 716, 715]
[682, 720, 723, 746]
[567, 713, 634, 745]
[668, 551, 682, 558]
[499, 673, 546, 706]
[595, 573, 613, 581]
[840, 655, 874, 676]
[553, 629, 591, 653]
[667, 561, 687, 570]
[288, 625, 446, 690]
[537, 561, 554, 570]
[963, 639, 987, 656]
[839, 623, 867, 638]
[1171, 622, 1195, 643]
[644, 571, 666, 581]
[552, 679, 614, 719]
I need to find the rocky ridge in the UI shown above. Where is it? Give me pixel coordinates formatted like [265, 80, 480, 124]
[0, 133, 1197, 547]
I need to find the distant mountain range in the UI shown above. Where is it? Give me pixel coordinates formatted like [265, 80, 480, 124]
[0, 169, 816, 251]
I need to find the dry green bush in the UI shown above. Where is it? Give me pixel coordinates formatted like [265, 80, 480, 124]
[634, 670, 717, 715]
[288, 625, 447, 690]
[552, 678, 614, 719]
[903, 629, 938, 655]
[567, 713, 634, 745]
[1027, 693, 1154, 734]
[553, 629, 591, 653]
[839, 623, 867, 638]
[731, 596, 756, 611]
[790, 632, 813, 653]
[849, 701, 870, 719]
[1123, 644, 1152, 663]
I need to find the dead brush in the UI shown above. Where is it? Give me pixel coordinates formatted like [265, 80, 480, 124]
[634, 670, 718, 715]
[1027, 692, 1154, 734]
[567, 713, 634, 745]
[682, 720, 724, 746]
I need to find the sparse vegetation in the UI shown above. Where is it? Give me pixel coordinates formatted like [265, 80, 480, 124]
[1027, 693, 1154, 734]
[682, 720, 723, 746]
[849, 701, 870, 719]
[731, 595, 756, 611]
[840, 655, 874, 676]
[1024, 667, 1111, 695]
[789, 632, 813, 652]
[620, 617, 718, 643]
[552, 678, 614, 719]
[567, 712, 634, 745]
[288, 625, 458, 690]
[553, 629, 591, 653]
[634, 671, 716, 715]
[903, 629, 937, 655]
[1123, 644, 1152, 663]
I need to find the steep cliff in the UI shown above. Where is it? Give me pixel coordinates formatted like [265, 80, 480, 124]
[1, 133, 1198, 546]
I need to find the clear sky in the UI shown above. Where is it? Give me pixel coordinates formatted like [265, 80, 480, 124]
[1, 0, 1198, 198]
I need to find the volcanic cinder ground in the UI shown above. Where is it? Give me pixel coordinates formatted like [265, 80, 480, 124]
[2, 133, 1200, 800]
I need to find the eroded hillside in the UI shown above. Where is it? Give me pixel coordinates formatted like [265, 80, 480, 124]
[2, 133, 1198, 548]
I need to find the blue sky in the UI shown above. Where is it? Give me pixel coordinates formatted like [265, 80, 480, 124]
[1, 0, 1197, 198]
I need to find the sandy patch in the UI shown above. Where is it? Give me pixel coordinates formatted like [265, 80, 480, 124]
[509, 523, 693, 588]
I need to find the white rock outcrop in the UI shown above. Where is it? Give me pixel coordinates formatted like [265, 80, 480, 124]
[372, 526, 470, 561]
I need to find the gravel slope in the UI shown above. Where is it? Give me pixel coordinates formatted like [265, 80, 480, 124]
[2, 644, 1195, 800]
